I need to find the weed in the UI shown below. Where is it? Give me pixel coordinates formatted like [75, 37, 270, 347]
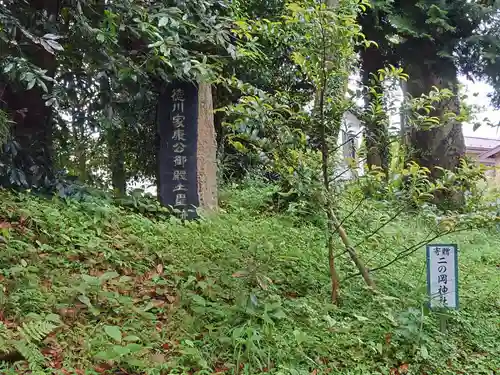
[0, 186, 498, 374]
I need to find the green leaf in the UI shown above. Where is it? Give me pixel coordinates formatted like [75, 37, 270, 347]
[82, 274, 99, 285]
[148, 40, 163, 48]
[293, 329, 307, 345]
[142, 301, 155, 312]
[182, 61, 192, 74]
[353, 314, 369, 321]
[46, 39, 64, 51]
[421, 344, 429, 359]
[45, 97, 56, 107]
[125, 343, 143, 353]
[272, 309, 287, 319]
[95, 350, 117, 361]
[191, 294, 206, 306]
[231, 141, 247, 152]
[38, 79, 48, 93]
[78, 294, 93, 308]
[123, 335, 141, 342]
[27, 79, 36, 90]
[45, 314, 62, 324]
[40, 39, 54, 54]
[43, 33, 61, 40]
[287, 3, 304, 13]
[112, 345, 130, 356]
[3, 63, 14, 73]
[291, 51, 305, 67]
[159, 16, 169, 27]
[104, 325, 122, 343]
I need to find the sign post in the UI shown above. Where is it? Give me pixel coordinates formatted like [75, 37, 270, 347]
[426, 244, 459, 332]
[157, 80, 218, 220]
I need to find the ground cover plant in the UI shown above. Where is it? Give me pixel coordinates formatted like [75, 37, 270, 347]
[2, 0, 500, 374]
[0, 180, 498, 375]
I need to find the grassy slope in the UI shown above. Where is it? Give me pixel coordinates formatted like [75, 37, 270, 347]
[0, 185, 498, 375]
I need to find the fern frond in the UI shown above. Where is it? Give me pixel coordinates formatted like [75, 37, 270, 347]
[0, 323, 13, 354]
[0, 319, 57, 369]
[13, 340, 45, 370]
[18, 321, 57, 343]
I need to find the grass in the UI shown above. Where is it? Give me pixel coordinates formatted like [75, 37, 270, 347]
[0, 182, 498, 375]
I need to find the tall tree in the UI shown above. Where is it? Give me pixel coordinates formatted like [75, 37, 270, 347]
[359, 0, 500, 179]
[357, 4, 396, 175]
[403, 41, 465, 177]
[0, 0, 238, 190]
[0, 0, 62, 184]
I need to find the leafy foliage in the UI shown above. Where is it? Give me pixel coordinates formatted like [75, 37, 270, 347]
[0, 317, 58, 371]
[0, 0, 240, 190]
[0, 0, 499, 373]
[360, 0, 500, 80]
[0, 185, 498, 374]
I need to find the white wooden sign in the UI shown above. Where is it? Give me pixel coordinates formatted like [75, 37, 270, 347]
[426, 244, 459, 310]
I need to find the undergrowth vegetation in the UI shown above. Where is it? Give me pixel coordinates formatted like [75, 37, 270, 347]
[2, 0, 500, 374]
[0, 181, 498, 375]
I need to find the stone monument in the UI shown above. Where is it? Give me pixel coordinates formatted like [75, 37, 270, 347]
[157, 80, 217, 219]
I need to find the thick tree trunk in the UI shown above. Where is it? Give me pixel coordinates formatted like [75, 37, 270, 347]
[360, 46, 390, 175]
[405, 58, 465, 177]
[1, 0, 60, 173]
[403, 43, 466, 207]
[4, 83, 54, 168]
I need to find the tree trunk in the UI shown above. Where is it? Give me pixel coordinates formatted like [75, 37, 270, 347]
[4, 85, 54, 168]
[2, 0, 60, 173]
[360, 46, 391, 175]
[405, 58, 465, 176]
[213, 85, 227, 180]
[98, 70, 126, 195]
[72, 114, 88, 183]
[404, 42, 466, 207]
[106, 115, 126, 195]
[109, 134, 126, 195]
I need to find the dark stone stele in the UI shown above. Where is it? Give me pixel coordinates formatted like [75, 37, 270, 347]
[157, 80, 199, 219]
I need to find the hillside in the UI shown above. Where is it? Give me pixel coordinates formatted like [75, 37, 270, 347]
[0, 185, 498, 375]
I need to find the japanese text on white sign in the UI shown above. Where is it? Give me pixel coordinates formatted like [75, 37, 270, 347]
[426, 244, 459, 309]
